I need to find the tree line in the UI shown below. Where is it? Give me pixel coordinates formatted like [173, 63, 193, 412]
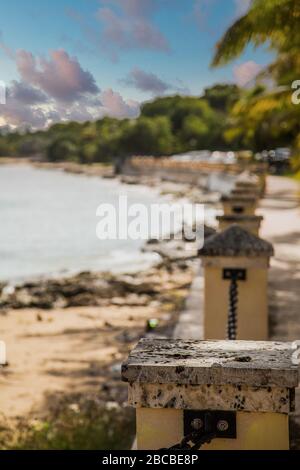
[0, 0, 299, 174]
[0, 82, 296, 164]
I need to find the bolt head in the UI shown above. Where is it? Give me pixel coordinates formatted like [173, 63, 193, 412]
[217, 420, 229, 432]
[191, 418, 203, 431]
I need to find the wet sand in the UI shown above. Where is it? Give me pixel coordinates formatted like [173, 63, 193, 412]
[0, 262, 195, 419]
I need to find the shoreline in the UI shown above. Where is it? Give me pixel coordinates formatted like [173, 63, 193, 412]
[0, 157, 115, 178]
[1, 165, 299, 448]
[0, 158, 220, 288]
[0, 238, 199, 423]
[0, 160, 217, 438]
[0, 155, 222, 201]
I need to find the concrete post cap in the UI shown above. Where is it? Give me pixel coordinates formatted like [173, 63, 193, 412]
[221, 194, 257, 202]
[236, 171, 259, 187]
[198, 224, 274, 258]
[216, 215, 264, 222]
[122, 338, 299, 388]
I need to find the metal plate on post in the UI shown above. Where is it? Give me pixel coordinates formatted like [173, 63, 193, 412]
[184, 410, 237, 440]
[223, 268, 247, 281]
[233, 206, 244, 214]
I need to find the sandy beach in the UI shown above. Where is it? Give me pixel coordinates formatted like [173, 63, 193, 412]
[0, 168, 299, 448]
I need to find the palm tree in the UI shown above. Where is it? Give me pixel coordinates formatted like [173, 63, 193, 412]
[211, 0, 300, 167]
[212, 0, 300, 73]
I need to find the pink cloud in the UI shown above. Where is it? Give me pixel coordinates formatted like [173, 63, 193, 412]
[0, 98, 50, 129]
[234, 61, 262, 87]
[9, 80, 48, 105]
[122, 67, 190, 96]
[96, 1, 170, 57]
[1, 42, 142, 129]
[100, 88, 140, 118]
[122, 67, 170, 94]
[16, 49, 99, 103]
[103, 0, 155, 18]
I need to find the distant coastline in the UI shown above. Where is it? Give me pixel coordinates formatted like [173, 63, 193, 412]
[0, 156, 115, 179]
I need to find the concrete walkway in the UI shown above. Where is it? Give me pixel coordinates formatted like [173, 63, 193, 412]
[258, 177, 300, 338]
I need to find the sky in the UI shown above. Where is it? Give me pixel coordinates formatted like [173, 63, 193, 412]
[0, 0, 273, 129]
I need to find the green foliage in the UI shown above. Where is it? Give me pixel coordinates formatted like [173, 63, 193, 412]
[0, 77, 297, 161]
[211, 0, 300, 158]
[140, 93, 232, 151]
[181, 115, 209, 149]
[203, 84, 241, 111]
[120, 116, 174, 156]
[1, 85, 240, 161]
[1, 398, 135, 450]
[222, 85, 300, 151]
[1, 1, 299, 163]
[0, 139, 12, 156]
[141, 95, 181, 118]
[212, 0, 300, 67]
[48, 138, 79, 162]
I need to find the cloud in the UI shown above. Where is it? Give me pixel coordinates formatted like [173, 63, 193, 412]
[0, 80, 51, 129]
[0, 99, 50, 129]
[1, 86, 140, 129]
[50, 90, 140, 122]
[16, 49, 99, 103]
[0, 30, 15, 59]
[105, 0, 156, 18]
[53, 102, 96, 123]
[96, 0, 170, 57]
[234, 61, 262, 86]
[8, 80, 49, 105]
[193, 0, 215, 27]
[122, 67, 190, 96]
[0, 46, 142, 129]
[122, 68, 170, 94]
[234, 0, 252, 17]
[100, 88, 140, 118]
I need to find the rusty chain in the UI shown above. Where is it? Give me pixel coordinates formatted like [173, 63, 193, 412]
[160, 431, 216, 451]
[227, 277, 238, 340]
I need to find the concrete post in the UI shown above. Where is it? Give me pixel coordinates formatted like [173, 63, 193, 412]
[235, 171, 259, 191]
[216, 214, 263, 236]
[198, 225, 274, 340]
[122, 338, 299, 450]
[251, 165, 268, 196]
[231, 188, 260, 199]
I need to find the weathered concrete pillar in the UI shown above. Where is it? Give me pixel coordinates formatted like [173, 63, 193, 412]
[252, 165, 268, 196]
[235, 171, 259, 191]
[231, 188, 260, 199]
[122, 338, 298, 450]
[198, 225, 274, 340]
[221, 195, 258, 216]
[216, 214, 263, 236]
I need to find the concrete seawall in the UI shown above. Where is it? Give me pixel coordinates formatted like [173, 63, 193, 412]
[120, 156, 263, 194]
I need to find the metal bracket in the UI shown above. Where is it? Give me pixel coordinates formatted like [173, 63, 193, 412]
[232, 206, 245, 214]
[184, 410, 237, 440]
[223, 268, 247, 281]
